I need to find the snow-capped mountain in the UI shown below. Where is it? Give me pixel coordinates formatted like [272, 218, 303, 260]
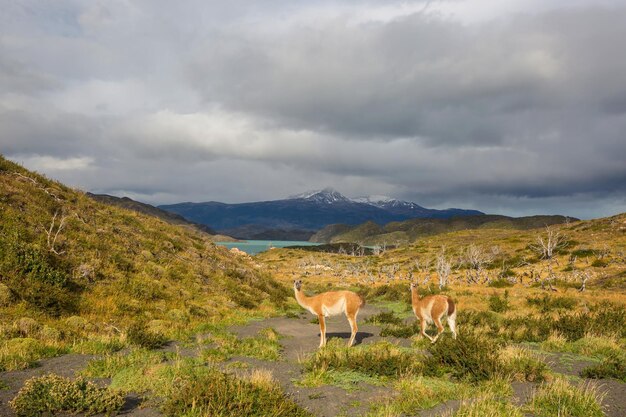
[159, 187, 484, 239]
[353, 195, 426, 210]
[289, 187, 351, 204]
[352, 195, 395, 204]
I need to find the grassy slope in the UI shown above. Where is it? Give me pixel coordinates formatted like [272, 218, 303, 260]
[0, 155, 289, 348]
[260, 212, 626, 292]
[86, 192, 217, 234]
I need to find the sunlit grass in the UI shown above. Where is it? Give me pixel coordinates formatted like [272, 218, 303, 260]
[525, 377, 605, 417]
[0, 338, 67, 371]
[201, 327, 282, 362]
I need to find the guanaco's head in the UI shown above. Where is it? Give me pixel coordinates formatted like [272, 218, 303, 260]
[409, 282, 418, 292]
[293, 280, 303, 291]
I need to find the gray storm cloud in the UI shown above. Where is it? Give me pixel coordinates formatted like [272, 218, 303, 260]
[0, 1, 625, 218]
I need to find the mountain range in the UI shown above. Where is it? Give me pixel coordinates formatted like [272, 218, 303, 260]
[159, 188, 484, 240]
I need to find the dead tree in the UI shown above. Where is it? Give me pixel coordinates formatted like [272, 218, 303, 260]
[464, 244, 491, 284]
[532, 226, 567, 260]
[436, 246, 452, 289]
[45, 210, 68, 255]
[575, 270, 593, 292]
[12, 172, 63, 202]
[540, 260, 558, 292]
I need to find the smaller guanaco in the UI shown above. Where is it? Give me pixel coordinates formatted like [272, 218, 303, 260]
[410, 282, 457, 343]
[293, 280, 365, 348]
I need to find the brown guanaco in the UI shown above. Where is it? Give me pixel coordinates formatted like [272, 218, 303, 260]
[410, 282, 457, 343]
[293, 280, 365, 348]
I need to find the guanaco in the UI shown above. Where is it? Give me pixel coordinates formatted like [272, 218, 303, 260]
[293, 280, 365, 348]
[410, 282, 457, 343]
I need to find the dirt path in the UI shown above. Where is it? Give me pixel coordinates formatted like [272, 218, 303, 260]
[229, 304, 396, 417]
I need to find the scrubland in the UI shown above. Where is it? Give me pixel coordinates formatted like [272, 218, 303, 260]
[1, 154, 624, 416]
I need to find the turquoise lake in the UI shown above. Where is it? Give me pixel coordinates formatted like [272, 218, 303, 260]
[215, 240, 319, 255]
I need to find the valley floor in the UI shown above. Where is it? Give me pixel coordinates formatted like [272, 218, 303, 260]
[1, 301, 625, 417]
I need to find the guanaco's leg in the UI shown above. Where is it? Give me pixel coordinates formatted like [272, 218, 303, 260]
[448, 313, 457, 339]
[420, 318, 434, 342]
[347, 313, 358, 347]
[433, 315, 445, 343]
[318, 314, 326, 348]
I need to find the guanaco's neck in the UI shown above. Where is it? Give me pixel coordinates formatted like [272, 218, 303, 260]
[411, 288, 421, 305]
[294, 288, 310, 307]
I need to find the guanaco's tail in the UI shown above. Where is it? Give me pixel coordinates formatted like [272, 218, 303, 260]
[447, 298, 456, 316]
[358, 293, 366, 307]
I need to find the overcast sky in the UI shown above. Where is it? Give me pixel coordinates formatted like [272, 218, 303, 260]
[1, 0, 625, 219]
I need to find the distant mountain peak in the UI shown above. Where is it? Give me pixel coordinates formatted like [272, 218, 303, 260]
[353, 195, 426, 210]
[353, 195, 395, 204]
[289, 187, 351, 204]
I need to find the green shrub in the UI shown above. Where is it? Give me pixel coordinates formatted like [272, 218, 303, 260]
[488, 278, 514, 288]
[458, 310, 502, 331]
[580, 351, 626, 381]
[358, 283, 411, 304]
[304, 340, 424, 378]
[162, 367, 310, 417]
[571, 249, 597, 258]
[126, 321, 167, 349]
[250, 274, 291, 307]
[488, 291, 510, 313]
[590, 259, 608, 268]
[526, 295, 578, 312]
[502, 302, 626, 343]
[591, 303, 626, 338]
[224, 281, 262, 309]
[0, 282, 12, 306]
[380, 322, 421, 338]
[1, 240, 79, 316]
[365, 311, 403, 326]
[502, 315, 552, 342]
[553, 313, 588, 342]
[9, 374, 124, 417]
[425, 330, 504, 382]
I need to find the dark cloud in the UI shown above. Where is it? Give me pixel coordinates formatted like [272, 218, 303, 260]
[0, 1, 625, 219]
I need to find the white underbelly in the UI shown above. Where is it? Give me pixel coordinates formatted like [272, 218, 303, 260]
[322, 299, 346, 317]
[420, 308, 433, 324]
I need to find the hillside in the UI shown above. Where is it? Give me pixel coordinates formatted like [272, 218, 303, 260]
[159, 188, 483, 239]
[262, 211, 626, 291]
[311, 214, 576, 245]
[0, 154, 288, 334]
[86, 192, 217, 234]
